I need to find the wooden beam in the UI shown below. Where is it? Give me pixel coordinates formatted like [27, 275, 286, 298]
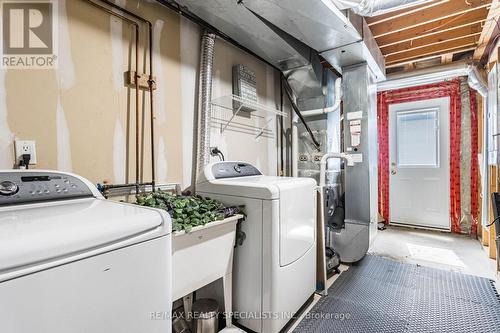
[376, 9, 488, 48]
[441, 52, 454, 63]
[371, 0, 491, 38]
[382, 27, 482, 55]
[473, 0, 500, 61]
[489, 165, 497, 260]
[404, 62, 416, 70]
[380, 23, 484, 49]
[366, 0, 449, 26]
[478, 96, 485, 243]
[483, 226, 490, 246]
[386, 46, 476, 67]
[385, 37, 479, 64]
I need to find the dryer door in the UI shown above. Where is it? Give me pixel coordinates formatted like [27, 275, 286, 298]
[278, 180, 316, 266]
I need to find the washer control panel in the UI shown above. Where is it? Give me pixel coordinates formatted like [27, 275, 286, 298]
[211, 162, 262, 179]
[0, 172, 94, 205]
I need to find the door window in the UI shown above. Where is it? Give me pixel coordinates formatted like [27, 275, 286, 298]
[396, 109, 439, 167]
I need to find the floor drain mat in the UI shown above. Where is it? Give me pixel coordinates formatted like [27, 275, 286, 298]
[293, 255, 500, 333]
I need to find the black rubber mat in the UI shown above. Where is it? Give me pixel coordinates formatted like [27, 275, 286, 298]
[294, 255, 500, 333]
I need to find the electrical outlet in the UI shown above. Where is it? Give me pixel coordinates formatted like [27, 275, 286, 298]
[210, 147, 219, 157]
[14, 140, 37, 165]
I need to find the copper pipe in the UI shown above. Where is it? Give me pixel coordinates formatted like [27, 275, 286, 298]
[83, 0, 137, 25]
[83, 0, 156, 191]
[147, 21, 155, 190]
[135, 24, 140, 191]
[99, 0, 156, 191]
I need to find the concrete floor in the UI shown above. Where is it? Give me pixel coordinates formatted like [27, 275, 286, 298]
[369, 225, 498, 282]
[285, 225, 498, 333]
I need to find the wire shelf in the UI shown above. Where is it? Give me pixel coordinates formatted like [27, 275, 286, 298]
[210, 94, 287, 138]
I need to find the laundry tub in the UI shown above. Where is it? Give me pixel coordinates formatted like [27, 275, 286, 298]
[172, 215, 242, 326]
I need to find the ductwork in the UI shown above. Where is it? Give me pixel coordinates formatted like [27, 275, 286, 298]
[196, 31, 216, 181]
[330, 0, 433, 17]
[377, 60, 488, 96]
[165, 0, 386, 113]
[241, 0, 386, 81]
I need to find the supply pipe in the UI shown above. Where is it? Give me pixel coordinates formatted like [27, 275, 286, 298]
[86, 0, 157, 190]
[301, 78, 342, 117]
[291, 114, 299, 177]
[84, 0, 141, 190]
[319, 152, 354, 187]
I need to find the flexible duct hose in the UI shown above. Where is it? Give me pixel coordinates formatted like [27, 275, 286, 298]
[196, 31, 216, 179]
[330, 0, 431, 17]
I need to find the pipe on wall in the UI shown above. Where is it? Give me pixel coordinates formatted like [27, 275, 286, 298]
[195, 30, 216, 182]
[85, 0, 157, 190]
[292, 114, 299, 177]
[377, 60, 488, 97]
[319, 152, 354, 187]
[301, 78, 342, 117]
[84, 0, 141, 187]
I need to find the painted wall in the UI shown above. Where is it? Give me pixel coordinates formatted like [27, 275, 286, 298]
[180, 18, 281, 189]
[0, 0, 282, 190]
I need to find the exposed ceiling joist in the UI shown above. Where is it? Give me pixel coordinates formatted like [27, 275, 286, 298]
[380, 23, 484, 49]
[386, 43, 476, 67]
[368, 0, 492, 73]
[441, 53, 454, 63]
[386, 46, 476, 67]
[473, 0, 500, 62]
[366, 0, 449, 26]
[371, 0, 491, 38]
[383, 30, 482, 55]
[376, 9, 488, 48]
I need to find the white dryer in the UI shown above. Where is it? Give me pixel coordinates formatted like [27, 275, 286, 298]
[0, 170, 172, 333]
[197, 162, 316, 333]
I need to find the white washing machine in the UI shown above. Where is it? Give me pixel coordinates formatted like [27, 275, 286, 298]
[0, 170, 172, 333]
[197, 162, 316, 333]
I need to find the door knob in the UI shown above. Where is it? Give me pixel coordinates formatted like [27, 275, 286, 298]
[390, 162, 396, 175]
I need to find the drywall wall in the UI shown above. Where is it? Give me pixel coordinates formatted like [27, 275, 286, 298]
[180, 17, 282, 189]
[0, 0, 282, 189]
[1, 0, 182, 185]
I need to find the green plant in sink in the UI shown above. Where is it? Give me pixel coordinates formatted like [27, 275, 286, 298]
[136, 191, 239, 233]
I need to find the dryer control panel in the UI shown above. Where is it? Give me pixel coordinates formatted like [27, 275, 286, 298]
[0, 172, 94, 205]
[211, 162, 262, 179]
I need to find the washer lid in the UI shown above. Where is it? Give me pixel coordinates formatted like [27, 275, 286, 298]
[0, 198, 169, 272]
[197, 175, 317, 200]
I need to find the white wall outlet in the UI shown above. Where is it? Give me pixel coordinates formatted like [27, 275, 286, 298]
[14, 140, 37, 165]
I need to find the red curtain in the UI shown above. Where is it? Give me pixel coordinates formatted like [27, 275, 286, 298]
[377, 79, 462, 233]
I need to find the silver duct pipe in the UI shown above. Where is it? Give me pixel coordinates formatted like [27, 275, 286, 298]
[377, 60, 488, 96]
[330, 0, 432, 16]
[196, 31, 216, 180]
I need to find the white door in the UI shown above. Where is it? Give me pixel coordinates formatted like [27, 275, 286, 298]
[389, 97, 450, 230]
